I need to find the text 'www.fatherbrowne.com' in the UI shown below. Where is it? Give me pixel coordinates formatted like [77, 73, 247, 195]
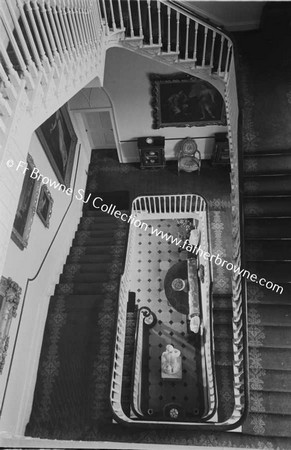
[8, 159, 284, 295]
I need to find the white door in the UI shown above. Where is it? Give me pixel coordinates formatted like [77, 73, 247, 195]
[83, 110, 116, 148]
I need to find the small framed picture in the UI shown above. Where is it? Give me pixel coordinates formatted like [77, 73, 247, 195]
[37, 185, 54, 228]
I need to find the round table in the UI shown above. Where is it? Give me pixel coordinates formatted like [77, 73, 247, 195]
[164, 260, 189, 315]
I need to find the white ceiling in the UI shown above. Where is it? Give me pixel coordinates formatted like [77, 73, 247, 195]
[180, 1, 266, 31]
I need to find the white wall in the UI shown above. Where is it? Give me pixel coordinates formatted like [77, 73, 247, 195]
[103, 47, 227, 162]
[0, 113, 91, 435]
[182, 1, 265, 31]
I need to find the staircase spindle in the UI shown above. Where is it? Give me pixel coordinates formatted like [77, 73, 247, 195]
[5, 0, 38, 78]
[66, 1, 82, 55]
[71, 1, 84, 52]
[202, 27, 208, 67]
[193, 21, 198, 63]
[101, 0, 109, 34]
[47, 1, 67, 64]
[80, 0, 93, 47]
[31, 0, 55, 65]
[185, 16, 189, 59]
[109, 0, 116, 31]
[167, 6, 171, 52]
[157, 1, 161, 45]
[0, 7, 30, 79]
[210, 30, 216, 69]
[147, 0, 153, 45]
[176, 11, 180, 54]
[87, 0, 99, 44]
[218, 35, 225, 76]
[117, 0, 124, 29]
[75, 0, 88, 48]
[39, 0, 62, 67]
[224, 41, 232, 81]
[57, 2, 76, 57]
[127, 0, 134, 37]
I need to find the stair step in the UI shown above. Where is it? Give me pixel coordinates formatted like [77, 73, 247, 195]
[245, 239, 291, 261]
[247, 261, 291, 283]
[77, 223, 119, 232]
[248, 347, 291, 370]
[73, 236, 118, 246]
[247, 281, 291, 304]
[60, 272, 111, 283]
[247, 303, 291, 326]
[248, 325, 291, 348]
[249, 369, 291, 392]
[55, 282, 116, 295]
[244, 148, 291, 156]
[67, 253, 119, 264]
[244, 175, 291, 195]
[245, 218, 291, 238]
[243, 413, 291, 437]
[244, 197, 291, 217]
[69, 245, 123, 255]
[244, 154, 291, 174]
[249, 392, 291, 415]
[63, 262, 117, 273]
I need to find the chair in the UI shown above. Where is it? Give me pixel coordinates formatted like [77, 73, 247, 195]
[177, 138, 201, 175]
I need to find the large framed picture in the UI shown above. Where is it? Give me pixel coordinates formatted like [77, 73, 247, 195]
[150, 73, 226, 128]
[36, 105, 77, 187]
[12, 154, 41, 250]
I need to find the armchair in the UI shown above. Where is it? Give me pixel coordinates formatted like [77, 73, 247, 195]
[177, 138, 201, 175]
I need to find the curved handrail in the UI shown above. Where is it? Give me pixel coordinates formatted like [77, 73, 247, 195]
[0, 143, 81, 416]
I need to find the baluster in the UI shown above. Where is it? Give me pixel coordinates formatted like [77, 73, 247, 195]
[5, 0, 38, 78]
[31, 0, 55, 68]
[147, 0, 153, 45]
[46, 0, 67, 65]
[39, 0, 61, 67]
[185, 16, 189, 59]
[80, 0, 92, 47]
[57, 1, 76, 58]
[117, 0, 124, 29]
[218, 35, 225, 76]
[109, 0, 116, 31]
[70, 0, 84, 53]
[176, 11, 180, 54]
[224, 41, 232, 81]
[101, 0, 109, 34]
[79, 0, 90, 47]
[0, 6, 32, 82]
[74, 0, 87, 49]
[66, 1, 82, 55]
[210, 30, 216, 69]
[15, 0, 42, 74]
[202, 27, 208, 67]
[127, 0, 134, 37]
[191, 21, 198, 64]
[167, 6, 171, 52]
[157, 1, 161, 45]
[0, 65, 17, 100]
[87, 0, 99, 44]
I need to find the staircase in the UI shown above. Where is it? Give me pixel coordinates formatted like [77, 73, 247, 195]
[235, 19, 291, 441]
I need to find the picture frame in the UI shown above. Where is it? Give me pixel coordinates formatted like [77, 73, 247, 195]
[36, 104, 77, 187]
[150, 73, 226, 128]
[37, 185, 54, 228]
[0, 276, 22, 374]
[11, 154, 41, 250]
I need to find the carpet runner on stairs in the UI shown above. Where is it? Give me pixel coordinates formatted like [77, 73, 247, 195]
[235, 20, 291, 445]
[25, 207, 129, 439]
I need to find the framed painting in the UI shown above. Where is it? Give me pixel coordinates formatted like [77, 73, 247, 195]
[11, 154, 41, 250]
[0, 276, 22, 374]
[37, 185, 54, 228]
[36, 104, 77, 187]
[150, 73, 226, 128]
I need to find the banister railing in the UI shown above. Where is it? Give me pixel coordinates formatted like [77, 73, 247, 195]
[110, 194, 247, 429]
[99, 0, 233, 81]
[224, 55, 249, 423]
